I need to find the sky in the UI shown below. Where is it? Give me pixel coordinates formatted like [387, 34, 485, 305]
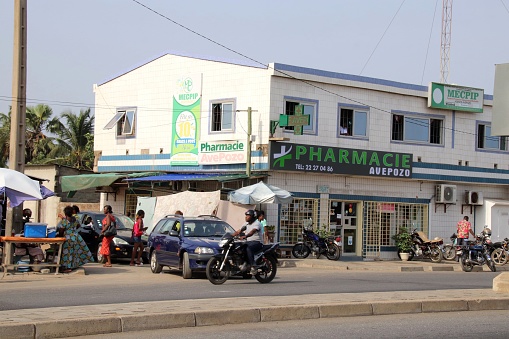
[1, 0, 509, 117]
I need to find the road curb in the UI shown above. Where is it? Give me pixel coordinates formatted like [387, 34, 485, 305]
[3, 296, 509, 338]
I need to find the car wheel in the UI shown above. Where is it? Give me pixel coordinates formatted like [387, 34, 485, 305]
[150, 250, 163, 273]
[182, 252, 192, 279]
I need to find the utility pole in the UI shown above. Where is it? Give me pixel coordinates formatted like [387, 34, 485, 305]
[440, 0, 453, 83]
[5, 0, 28, 265]
[236, 107, 257, 177]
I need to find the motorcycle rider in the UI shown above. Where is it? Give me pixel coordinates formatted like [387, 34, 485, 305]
[232, 209, 263, 275]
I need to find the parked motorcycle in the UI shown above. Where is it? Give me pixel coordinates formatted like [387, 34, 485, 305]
[291, 220, 340, 260]
[442, 233, 458, 261]
[490, 237, 509, 266]
[459, 228, 496, 272]
[400, 229, 443, 263]
[206, 226, 279, 285]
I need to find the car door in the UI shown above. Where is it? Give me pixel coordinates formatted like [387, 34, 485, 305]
[152, 219, 173, 265]
[166, 220, 182, 267]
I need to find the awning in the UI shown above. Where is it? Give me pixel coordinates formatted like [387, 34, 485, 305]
[124, 173, 249, 183]
[61, 172, 161, 192]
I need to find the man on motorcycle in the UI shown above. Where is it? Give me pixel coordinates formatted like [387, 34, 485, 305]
[232, 209, 263, 275]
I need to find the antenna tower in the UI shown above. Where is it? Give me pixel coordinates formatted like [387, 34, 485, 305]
[440, 0, 453, 83]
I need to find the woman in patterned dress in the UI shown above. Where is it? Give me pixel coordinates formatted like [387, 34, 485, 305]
[58, 205, 94, 273]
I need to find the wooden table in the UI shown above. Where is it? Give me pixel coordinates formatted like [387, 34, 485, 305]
[0, 236, 66, 277]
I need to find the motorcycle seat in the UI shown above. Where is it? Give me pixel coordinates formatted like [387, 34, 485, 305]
[416, 231, 442, 244]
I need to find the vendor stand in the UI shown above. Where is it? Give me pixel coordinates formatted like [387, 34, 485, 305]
[0, 236, 66, 278]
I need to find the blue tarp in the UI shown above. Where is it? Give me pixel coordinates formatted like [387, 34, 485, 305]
[124, 173, 231, 182]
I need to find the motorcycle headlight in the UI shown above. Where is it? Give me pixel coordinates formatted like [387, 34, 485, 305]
[194, 247, 214, 254]
[219, 239, 229, 247]
[113, 237, 129, 245]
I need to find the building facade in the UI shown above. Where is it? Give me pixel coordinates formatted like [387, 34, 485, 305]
[93, 53, 509, 259]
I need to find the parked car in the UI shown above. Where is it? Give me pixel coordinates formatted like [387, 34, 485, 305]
[147, 214, 236, 279]
[75, 212, 148, 263]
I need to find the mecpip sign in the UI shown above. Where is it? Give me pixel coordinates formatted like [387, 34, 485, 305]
[428, 82, 484, 113]
[270, 142, 412, 178]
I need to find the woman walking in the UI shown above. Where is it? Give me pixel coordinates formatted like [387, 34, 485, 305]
[130, 210, 146, 266]
[58, 205, 94, 273]
[100, 205, 116, 267]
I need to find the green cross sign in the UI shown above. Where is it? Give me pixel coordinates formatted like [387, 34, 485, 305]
[278, 105, 310, 135]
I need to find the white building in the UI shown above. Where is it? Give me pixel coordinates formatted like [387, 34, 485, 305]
[92, 53, 509, 259]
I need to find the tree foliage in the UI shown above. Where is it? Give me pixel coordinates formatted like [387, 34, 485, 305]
[0, 105, 95, 170]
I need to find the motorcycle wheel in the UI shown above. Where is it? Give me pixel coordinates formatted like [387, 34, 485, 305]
[205, 257, 230, 285]
[254, 256, 277, 284]
[443, 245, 456, 261]
[326, 244, 340, 261]
[491, 248, 508, 266]
[292, 244, 311, 259]
[485, 254, 497, 272]
[460, 253, 473, 272]
[429, 246, 443, 263]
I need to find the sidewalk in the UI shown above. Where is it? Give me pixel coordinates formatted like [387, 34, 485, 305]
[2, 259, 509, 339]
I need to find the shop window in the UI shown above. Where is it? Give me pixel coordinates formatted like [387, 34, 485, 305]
[284, 97, 318, 135]
[125, 191, 151, 217]
[391, 113, 443, 145]
[279, 198, 319, 244]
[338, 108, 368, 137]
[104, 108, 136, 136]
[211, 101, 234, 132]
[477, 123, 508, 151]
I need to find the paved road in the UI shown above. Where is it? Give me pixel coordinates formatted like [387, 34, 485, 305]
[0, 262, 498, 311]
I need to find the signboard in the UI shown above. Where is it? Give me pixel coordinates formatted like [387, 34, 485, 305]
[171, 74, 202, 166]
[198, 140, 246, 165]
[270, 142, 412, 178]
[428, 82, 484, 113]
[279, 105, 310, 135]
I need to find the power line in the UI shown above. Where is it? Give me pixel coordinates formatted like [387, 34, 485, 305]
[421, 0, 440, 85]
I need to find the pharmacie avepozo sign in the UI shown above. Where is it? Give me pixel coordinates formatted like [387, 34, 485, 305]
[428, 82, 484, 113]
[270, 142, 412, 178]
[198, 140, 246, 165]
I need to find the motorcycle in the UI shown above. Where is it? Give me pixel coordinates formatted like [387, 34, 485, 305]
[291, 220, 341, 260]
[489, 237, 508, 266]
[459, 228, 496, 272]
[399, 229, 443, 263]
[206, 226, 279, 285]
[442, 233, 458, 261]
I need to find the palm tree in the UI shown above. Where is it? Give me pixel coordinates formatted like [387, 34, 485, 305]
[25, 104, 60, 164]
[0, 109, 12, 167]
[49, 108, 95, 169]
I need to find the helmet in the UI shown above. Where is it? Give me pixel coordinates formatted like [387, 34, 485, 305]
[245, 210, 256, 218]
[483, 228, 492, 236]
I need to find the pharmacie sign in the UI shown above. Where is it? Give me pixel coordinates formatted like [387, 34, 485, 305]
[428, 82, 484, 113]
[199, 140, 246, 165]
[270, 142, 412, 178]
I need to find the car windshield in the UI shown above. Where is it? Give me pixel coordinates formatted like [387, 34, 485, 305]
[93, 213, 134, 230]
[182, 220, 235, 237]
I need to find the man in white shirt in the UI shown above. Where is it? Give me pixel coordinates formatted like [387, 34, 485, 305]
[233, 210, 262, 275]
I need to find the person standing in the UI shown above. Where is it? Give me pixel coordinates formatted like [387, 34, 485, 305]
[58, 205, 94, 273]
[130, 210, 146, 266]
[256, 210, 267, 243]
[100, 205, 116, 267]
[457, 215, 475, 246]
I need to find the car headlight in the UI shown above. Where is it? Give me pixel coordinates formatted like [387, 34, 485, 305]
[113, 237, 129, 245]
[194, 247, 214, 254]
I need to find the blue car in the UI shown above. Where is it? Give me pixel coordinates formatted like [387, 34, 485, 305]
[147, 215, 236, 279]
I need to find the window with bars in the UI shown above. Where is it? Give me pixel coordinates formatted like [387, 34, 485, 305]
[363, 202, 428, 258]
[279, 198, 319, 244]
[284, 98, 317, 134]
[211, 102, 234, 132]
[477, 124, 508, 151]
[391, 113, 443, 145]
[124, 191, 152, 217]
[339, 108, 368, 137]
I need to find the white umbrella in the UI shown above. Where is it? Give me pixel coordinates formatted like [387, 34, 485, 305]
[228, 181, 293, 205]
[0, 168, 44, 207]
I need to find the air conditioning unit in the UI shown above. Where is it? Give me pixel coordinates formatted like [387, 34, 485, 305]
[465, 191, 483, 205]
[436, 184, 457, 203]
